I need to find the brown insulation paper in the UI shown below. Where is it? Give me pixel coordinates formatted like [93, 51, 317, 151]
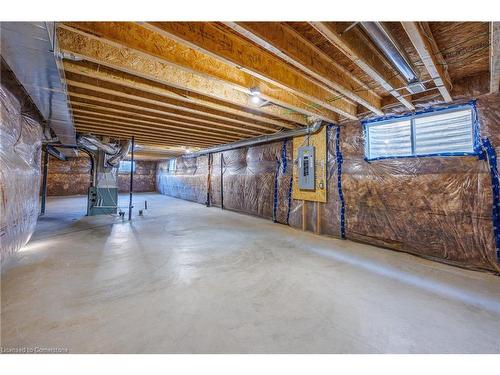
[156, 92, 500, 273]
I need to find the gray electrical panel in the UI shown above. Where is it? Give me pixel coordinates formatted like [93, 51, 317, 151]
[298, 145, 315, 190]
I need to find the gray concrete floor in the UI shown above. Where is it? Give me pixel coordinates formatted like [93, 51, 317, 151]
[2, 193, 500, 353]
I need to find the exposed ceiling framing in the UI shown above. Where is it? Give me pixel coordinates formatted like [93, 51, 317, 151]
[401, 22, 453, 102]
[53, 21, 493, 152]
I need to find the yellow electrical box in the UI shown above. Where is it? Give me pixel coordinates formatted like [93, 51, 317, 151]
[292, 126, 327, 203]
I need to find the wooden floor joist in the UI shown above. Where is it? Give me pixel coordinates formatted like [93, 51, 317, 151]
[65, 73, 290, 132]
[68, 93, 264, 136]
[309, 22, 415, 111]
[224, 22, 383, 115]
[52, 22, 489, 150]
[75, 122, 217, 147]
[143, 22, 357, 119]
[62, 60, 302, 130]
[71, 110, 242, 142]
[70, 103, 252, 138]
[401, 22, 453, 103]
[58, 23, 340, 124]
[66, 82, 283, 134]
[74, 129, 213, 148]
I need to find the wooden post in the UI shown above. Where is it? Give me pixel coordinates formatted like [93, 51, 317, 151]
[301, 200, 306, 231]
[316, 201, 321, 235]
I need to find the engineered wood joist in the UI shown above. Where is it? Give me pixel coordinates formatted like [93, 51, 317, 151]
[143, 22, 357, 119]
[62, 60, 299, 130]
[70, 102, 250, 138]
[66, 81, 281, 135]
[74, 122, 217, 147]
[68, 93, 263, 136]
[309, 22, 415, 110]
[71, 110, 241, 142]
[58, 23, 339, 124]
[74, 119, 219, 145]
[74, 128, 212, 148]
[64, 72, 287, 133]
[401, 22, 453, 102]
[224, 22, 383, 115]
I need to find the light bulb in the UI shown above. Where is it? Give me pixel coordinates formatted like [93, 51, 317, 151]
[250, 95, 261, 105]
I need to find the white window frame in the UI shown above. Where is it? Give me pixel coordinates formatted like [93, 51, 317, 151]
[364, 104, 479, 161]
[168, 158, 177, 172]
[118, 160, 136, 173]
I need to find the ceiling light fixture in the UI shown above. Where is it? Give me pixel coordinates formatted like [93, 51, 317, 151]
[248, 87, 270, 107]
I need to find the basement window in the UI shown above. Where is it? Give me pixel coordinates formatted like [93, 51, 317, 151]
[118, 160, 136, 173]
[364, 104, 479, 161]
[168, 159, 177, 172]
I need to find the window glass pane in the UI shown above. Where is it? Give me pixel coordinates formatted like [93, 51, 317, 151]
[118, 160, 135, 173]
[168, 159, 176, 172]
[367, 119, 412, 159]
[414, 109, 473, 155]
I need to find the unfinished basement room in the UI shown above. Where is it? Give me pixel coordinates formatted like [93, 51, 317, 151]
[1, 3, 500, 360]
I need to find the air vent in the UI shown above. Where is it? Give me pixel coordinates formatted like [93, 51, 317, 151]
[407, 81, 426, 94]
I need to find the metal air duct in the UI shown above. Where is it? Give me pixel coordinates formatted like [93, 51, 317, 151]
[360, 22, 424, 93]
[189, 120, 324, 157]
[1, 22, 77, 146]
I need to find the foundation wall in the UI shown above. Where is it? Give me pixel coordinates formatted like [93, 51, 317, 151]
[156, 92, 500, 273]
[45, 158, 157, 195]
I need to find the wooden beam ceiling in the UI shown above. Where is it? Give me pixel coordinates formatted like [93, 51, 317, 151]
[73, 116, 229, 144]
[68, 92, 264, 136]
[58, 23, 340, 123]
[63, 60, 296, 130]
[223, 22, 383, 115]
[141, 22, 357, 119]
[75, 125, 215, 148]
[70, 101, 254, 137]
[65, 79, 282, 133]
[309, 22, 415, 111]
[54, 21, 488, 151]
[401, 22, 453, 102]
[71, 109, 242, 142]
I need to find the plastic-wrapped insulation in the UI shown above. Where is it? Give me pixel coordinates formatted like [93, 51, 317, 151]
[0, 83, 43, 263]
[156, 91, 500, 273]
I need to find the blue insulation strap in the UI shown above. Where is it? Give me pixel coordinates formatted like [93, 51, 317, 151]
[272, 156, 280, 223]
[481, 137, 500, 264]
[281, 139, 288, 173]
[286, 175, 293, 225]
[280, 138, 293, 225]
[334, 125, 346, 239]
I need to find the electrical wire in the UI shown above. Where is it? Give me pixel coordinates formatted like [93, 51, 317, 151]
[285, 23, 491, 114]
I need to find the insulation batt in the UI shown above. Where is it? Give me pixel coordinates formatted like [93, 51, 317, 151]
[44, 158, 157, 195]
[157, 142, 293, 222]
[0, 84, 42, 263]
[156, 92, 500, 273]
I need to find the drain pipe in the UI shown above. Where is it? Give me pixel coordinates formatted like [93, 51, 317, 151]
[188, 120, 324, 157]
